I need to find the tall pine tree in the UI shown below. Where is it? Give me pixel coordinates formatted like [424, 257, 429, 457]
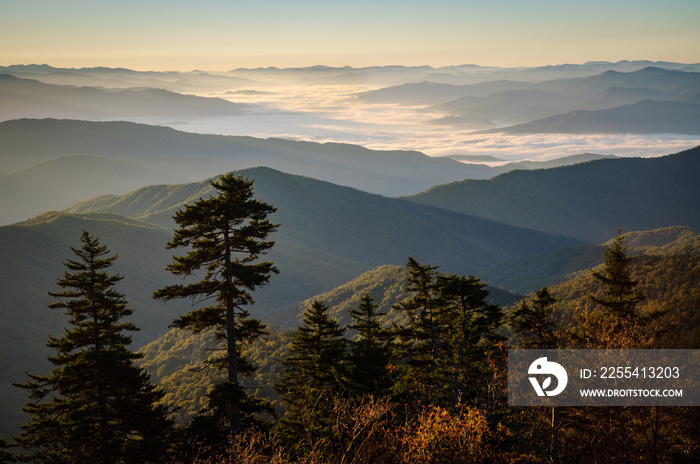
[345, 294, 393, 397]
[572, 229, 660, 349]
[392, 258, 450, 406]
[438, 274, 504, 407]
[15, 231, 173, 464]
[153, 172, 278, 434]
[589, 229, 645, 321]
[275, 301, 346, 449]
[509, 287, 560, 462]
[565, 230, 665, 462]
[393, 260, 505, 409]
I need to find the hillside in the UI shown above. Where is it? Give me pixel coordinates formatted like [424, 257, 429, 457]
[135, 227, 700, 427]
[407, 146, 700, 243]
[480, 226, 700, 294]
[0, 155, 240, 225]
[0, 118, 499, 225]
[542, 230, 700, 349]
[137, 327, 294, 423]
[0, 211, 193, 439]
[290, 264, 523, 329]
[64, 167, 577, 291]
[0, 168, 579, 438]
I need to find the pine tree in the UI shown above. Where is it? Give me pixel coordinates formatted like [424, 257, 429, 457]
[392, 258, 450, 406]
[509, 287, 560, 462]
[275, 301, 346, 449]
[0, 438, 13, 464]
[510, 287, 558, 349]
[14, 231, 173, 464]
[572, 229, 661, 349]
[153, 173, 278, 434]
[565, 230, 664, 462]
[589, 229, 645, 321]
[393, 258, 444, 361]
[345, 294, 393, 397]
[393, 261, 505, 409]
[438, 274, 504, 407]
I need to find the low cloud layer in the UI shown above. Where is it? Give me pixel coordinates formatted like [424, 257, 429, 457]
[179, 83, 700, 161]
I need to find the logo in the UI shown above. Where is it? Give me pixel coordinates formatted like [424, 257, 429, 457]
[528, 357, 568, 397]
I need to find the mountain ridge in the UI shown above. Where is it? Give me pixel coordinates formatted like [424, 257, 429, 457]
[407, 146, 700, 242]
[0, 74, 247, 122]
[0, 118, 505, 224]
[478, 99, 700, 135]
[0, 118, 482, 191]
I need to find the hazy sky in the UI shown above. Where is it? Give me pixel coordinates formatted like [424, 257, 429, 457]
[2, 0, 699, 70]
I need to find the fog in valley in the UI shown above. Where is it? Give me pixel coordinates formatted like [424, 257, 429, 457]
[4, 61, 700, 164]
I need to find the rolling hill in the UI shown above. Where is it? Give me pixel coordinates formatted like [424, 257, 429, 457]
[407, 146, 700, 243]
[0, 118, 499, 224]
[64, 166, 576, 284]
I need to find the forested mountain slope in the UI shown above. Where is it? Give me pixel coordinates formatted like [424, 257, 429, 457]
[134, 227, 700, 427]
[65, 167, 577, 290]
[407, 146, 700, 243]
[0, 168, 576, 438]
[543, 228, 700, 349]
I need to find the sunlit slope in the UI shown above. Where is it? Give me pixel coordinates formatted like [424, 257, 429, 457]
[134, 227, 700, 428]
[479, 226, 700, 294]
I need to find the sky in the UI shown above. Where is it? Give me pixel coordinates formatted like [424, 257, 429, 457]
[1, 0, 699, 70]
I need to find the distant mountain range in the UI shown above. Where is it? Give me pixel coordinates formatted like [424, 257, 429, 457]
[0, 119, 623, 226]
[360, 67, 700, 132]
[6, 60, 698, 90]
[3, 62, 699, 142]
[0, 118, 489, 224]
[0, 74, 247, 121]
